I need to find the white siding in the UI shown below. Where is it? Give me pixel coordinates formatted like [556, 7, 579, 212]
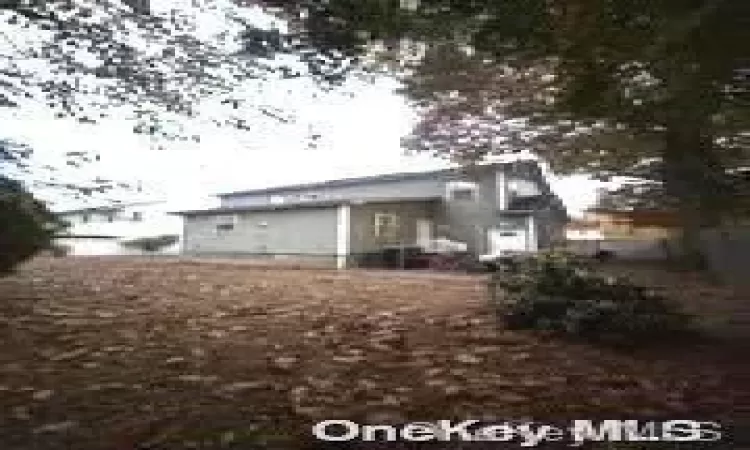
[55, 238, 122, 256]
[184, 207, 339, 256]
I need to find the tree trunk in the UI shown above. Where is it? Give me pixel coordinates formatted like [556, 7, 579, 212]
[662, 123, 722, 270]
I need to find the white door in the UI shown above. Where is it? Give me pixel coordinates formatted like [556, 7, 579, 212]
[416, 219, 433, 249]
[488, 228, 528, 254]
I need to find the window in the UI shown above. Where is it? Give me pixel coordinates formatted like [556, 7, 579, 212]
[446, 181, 478, 201]
[451, 188, 475, 201]
[215, 215, 238, 233]
[374, 213, 399, 239]
[82, 214, 90, 223]
[107, 214, 114, 223]
[132, 211, 143, 222]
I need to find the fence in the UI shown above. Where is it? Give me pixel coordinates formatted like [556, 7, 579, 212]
[564, 239, 669, 261]
[566, 226, 750, 287]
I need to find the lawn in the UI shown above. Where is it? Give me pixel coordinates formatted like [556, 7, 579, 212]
[0, 258, 744, 449]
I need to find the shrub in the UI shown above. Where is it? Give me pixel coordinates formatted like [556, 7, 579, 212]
[0, 176, 65, 274]
[489, 252, 691, 345]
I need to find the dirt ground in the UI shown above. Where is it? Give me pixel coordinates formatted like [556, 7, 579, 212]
[0, 257, 746, 449]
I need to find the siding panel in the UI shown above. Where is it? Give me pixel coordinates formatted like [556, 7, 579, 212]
[221, 179, 444, 208]
[184, 207, 338, 256]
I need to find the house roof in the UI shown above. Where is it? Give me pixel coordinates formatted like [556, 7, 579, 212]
[170, 196, 442, 216]
[56, 206, 121, 215]
[215, 162, 517, 198]
[55, 200, 163, 215]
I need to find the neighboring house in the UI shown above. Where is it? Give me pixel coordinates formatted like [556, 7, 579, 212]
[55, 201, 182, 256]
[565, 219, 604, 241]
[173, 161, 568, 268]
[580, 208, 680, 240]
[565, 208, 681, 260]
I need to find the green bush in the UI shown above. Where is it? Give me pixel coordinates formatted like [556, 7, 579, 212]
[489, 252, 691, 345]
[0, 176, 65, 274]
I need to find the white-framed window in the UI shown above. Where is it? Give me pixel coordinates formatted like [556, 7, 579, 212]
[374, 213, 399, 239]
[215, 214, 238, 233]
[446, 181, 478, 201]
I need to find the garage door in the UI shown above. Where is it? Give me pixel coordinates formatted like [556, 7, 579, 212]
[488, 228, 528, 253]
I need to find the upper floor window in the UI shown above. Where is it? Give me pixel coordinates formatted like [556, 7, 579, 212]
[446, 181, 478, 201]
[132, 211, 143, 222]
[508, 179, 542, 197]
[107, 214, 115, 223]
[82, 214, 90, 223]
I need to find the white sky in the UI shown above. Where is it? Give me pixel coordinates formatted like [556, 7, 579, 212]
[0, 0, 603, 217]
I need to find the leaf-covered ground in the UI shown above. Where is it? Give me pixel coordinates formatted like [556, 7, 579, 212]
[0, 258, 745, 449]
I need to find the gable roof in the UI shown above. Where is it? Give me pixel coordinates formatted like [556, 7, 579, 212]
[217, 168, 456, 198]
[171, 196, 442, 216]
[55, 200, 163, 215]
[215, 161, 533, 198]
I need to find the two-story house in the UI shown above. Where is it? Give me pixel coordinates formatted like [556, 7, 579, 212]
[55, 201, 182, 256]
[173, 161, 568, 268]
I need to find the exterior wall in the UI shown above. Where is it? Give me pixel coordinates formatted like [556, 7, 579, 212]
[220, 178, 445, 209]
[440, 165, 543, 255]
[57, 202, 183, 255]
[534, 207, 567, 249]
[349, 201, 438, 254]
[183, 207, 339, 257]
[55, 237, 122, 256]
[442, 166, 498, 254]
[183, 253, 340, 268]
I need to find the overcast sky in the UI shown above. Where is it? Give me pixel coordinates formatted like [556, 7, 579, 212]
[0, 0, 603, 217]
